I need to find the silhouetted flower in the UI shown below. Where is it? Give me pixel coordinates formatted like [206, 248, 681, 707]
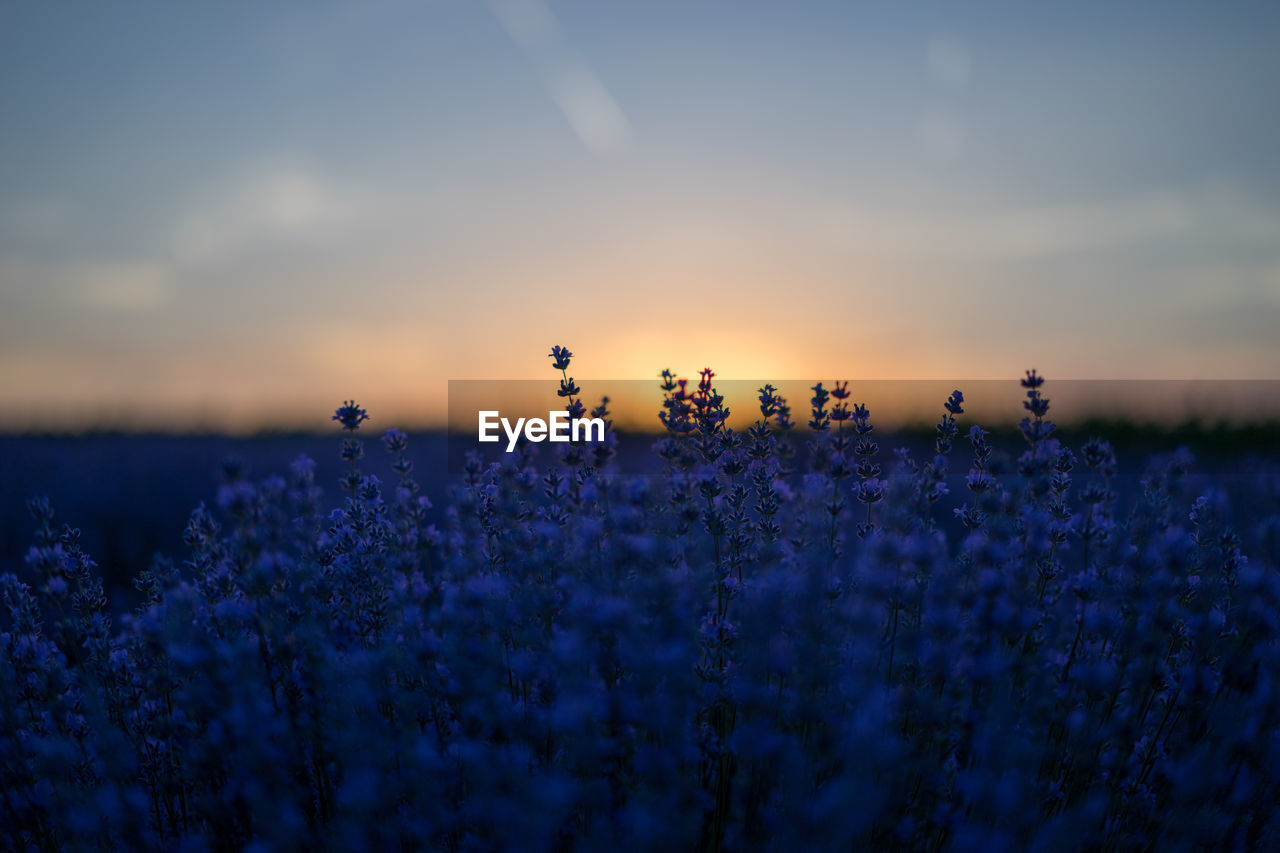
[549, 345, 573, 370]
[333, 400, 369, 431]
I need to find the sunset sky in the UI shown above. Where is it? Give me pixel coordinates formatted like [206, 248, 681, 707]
[2, 1, 1279, 431]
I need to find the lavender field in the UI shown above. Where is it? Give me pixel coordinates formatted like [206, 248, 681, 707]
[7, 0, 1280, 849]
[4, 349, 1280, 851]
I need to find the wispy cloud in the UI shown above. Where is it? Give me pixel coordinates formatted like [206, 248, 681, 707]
[820, 185, 1280, 262]
[0, 255, 172, 315]
[72, 261, 174, 312]
[1, 162, 381, 318]
[172, 165, 374, 266]
[490, 0, 632, 156]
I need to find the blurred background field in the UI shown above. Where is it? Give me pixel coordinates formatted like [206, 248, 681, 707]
[5, 422, 1277, 609]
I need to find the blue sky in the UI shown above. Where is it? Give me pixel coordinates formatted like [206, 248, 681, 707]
[2, 1, 1278, 429]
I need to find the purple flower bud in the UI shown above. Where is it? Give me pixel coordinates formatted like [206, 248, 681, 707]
[333, 400, 369, 431]
[549, 345, 573, 370]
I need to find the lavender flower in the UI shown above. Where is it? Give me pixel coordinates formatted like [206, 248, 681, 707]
[549, 345, 573, 370]
[333, 400, 369, 431]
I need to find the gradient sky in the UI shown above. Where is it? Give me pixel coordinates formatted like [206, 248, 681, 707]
[2, 1, 1279, 431]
